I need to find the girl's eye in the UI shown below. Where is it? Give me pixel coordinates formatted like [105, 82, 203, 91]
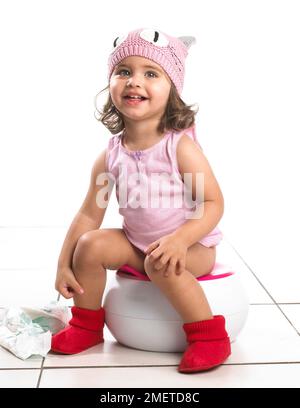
[117, 69, 130, 76]
[146, 71, 157, 78]
[116, 69, 157, 78]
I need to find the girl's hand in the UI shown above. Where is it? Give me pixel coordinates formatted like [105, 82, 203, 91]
[55, 266, 84, 299]
[145, 233, 187, 277]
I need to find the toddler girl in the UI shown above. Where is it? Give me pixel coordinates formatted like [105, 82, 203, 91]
[51, 27, 231, 373]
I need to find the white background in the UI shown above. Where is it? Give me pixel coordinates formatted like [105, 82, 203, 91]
[0, 0, 299, 290]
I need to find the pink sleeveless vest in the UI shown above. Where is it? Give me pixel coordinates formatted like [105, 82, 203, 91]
[105, 126, 223, 253]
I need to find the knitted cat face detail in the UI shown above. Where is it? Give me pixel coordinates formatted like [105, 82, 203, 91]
[111, 29, 195, 53]
[111, 29, 169, 51]
[108, 27, 196, 95]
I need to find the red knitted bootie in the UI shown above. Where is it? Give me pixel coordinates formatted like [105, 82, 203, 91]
[178, 315, 231, 373]
[51, 306, 105, 354]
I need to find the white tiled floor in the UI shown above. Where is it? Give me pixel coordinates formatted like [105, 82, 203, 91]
[0, 227, 299, 388]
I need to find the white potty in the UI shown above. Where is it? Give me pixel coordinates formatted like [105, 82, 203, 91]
[103, 262, 249, 352]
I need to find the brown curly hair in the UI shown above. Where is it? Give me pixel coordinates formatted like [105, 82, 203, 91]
[94, 82, 199, 135]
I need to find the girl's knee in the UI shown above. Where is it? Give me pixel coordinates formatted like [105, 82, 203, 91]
[72, 230, 102, 271]
[144, 255, 168, 277]
[144, 255, 154, 274]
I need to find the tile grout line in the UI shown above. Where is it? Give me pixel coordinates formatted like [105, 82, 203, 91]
[2, 361, 300, 372]
[34, 293, 61, 386]
[225, 237, 300, 336]
[276, 305, 300, 335]
[31, 361, 300, 370]
[36, 357, 45, 388]
[224, 237, 277, 303]
[0, 367, 42, 371]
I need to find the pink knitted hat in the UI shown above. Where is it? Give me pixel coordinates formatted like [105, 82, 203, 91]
[107, 28, 196, 95]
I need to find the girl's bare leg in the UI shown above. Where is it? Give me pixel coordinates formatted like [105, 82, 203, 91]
[144, 244, 216, 323]
[51, 228, 146, 354]
[71, 228, 146, 310]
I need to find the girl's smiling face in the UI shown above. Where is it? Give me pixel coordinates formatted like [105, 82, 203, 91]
[109, 56, 171, 122]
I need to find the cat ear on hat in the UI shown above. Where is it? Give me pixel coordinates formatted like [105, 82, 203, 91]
[178, 36, 196, 50]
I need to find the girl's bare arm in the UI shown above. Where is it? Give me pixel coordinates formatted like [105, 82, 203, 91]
[172, 134, 224, 248]
[57, 148, 113, 268]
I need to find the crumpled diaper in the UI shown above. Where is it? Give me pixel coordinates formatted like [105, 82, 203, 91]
[0, 301, 71, 360]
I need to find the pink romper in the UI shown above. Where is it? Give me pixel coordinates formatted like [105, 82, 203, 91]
[105, 126, 223, 254]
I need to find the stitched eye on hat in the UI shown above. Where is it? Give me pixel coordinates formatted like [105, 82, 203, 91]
[139, 28, 169, 47]
[110, 33, 127, 53]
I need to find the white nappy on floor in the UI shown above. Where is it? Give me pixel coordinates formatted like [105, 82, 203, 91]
[0, 301, 71, 360]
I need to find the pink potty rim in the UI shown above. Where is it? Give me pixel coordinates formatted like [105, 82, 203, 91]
[117, 262, 234, 281]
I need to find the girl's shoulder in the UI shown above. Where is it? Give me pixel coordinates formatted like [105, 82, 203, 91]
[172, 126, 203, 151]
[107, 132, 122, 150]
[105, 132, 123, 174]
